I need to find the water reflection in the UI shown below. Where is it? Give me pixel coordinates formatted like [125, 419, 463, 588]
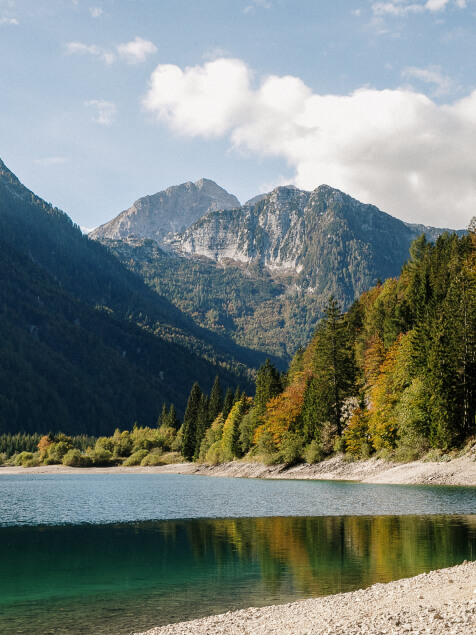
[1, 515, 475, 634]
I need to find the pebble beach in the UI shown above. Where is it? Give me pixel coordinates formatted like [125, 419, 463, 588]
[135, 561, 476, 635]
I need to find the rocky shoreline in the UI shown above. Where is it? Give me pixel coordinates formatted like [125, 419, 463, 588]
[134, 561, 476, 634]
[2, 452, 475, 486]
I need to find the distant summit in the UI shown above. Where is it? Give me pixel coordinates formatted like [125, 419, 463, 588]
[89, 178, 240, 243]
[167, 183, 461, 289]
[91, 178, 465, 362]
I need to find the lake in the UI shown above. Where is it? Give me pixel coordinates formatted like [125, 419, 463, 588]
[1, 474, 476, 634]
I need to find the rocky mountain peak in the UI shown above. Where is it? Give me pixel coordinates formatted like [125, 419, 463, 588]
[166, 182, 463, 288]
[89, 178, 240, 243]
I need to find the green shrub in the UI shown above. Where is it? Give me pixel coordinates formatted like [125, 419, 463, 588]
[43, 456, 58, 465]
[86, 447, 115, 466]
[131, 425, 161, 452]
[62, 449, 92, 467]
[156, 425, 177, 451]
[303, 440, 325, 464]
[14, 451, 35, 467]
[279, 432, 303, 466]
[171, 432, 182, 452]
[140, 449, 164, 466]
[123, 449, 149, 466]
[94, 437, 115, 453]
[159, 451, 183, 464]
[204, 441, 225, 465]
[47, 440, 73, 463]
[255, 430, 281, 465]
[24, 457, 41, 467]
[333, 436, 346, 454]
[393, 437, 429, 462]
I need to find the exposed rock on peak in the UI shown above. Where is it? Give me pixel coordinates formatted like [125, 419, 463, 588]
[89, 178, 240, 243]
[244, 185, 301, 208]
[166, 183, 463, 296]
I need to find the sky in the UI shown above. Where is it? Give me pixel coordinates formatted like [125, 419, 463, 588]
[1, 0, 475, 230]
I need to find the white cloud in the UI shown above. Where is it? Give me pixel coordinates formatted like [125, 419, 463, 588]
[85, 99, 117, 125]
[372, 0, 466, 15]
[89, 7, 104, 18]
[116, 36, 157, 64]
[143, 59, 251, 137]
[34, 157, 71, 167]
[67, 37, 157, 65]
[66, 42, 115, 64]
[0, 17, 19, 25]
[244, 0, 271, 14]
[401, 65, 454, 96]
[143, 57, 476, 228]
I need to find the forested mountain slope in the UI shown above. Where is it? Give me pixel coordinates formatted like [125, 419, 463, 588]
[178, 228, 476, 466]
[98, 184, 463, 362]
[0, 159, 252, 435]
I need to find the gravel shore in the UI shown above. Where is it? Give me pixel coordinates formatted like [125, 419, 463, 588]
[2, 452, 476, 486]
[135, 561, 476, 634]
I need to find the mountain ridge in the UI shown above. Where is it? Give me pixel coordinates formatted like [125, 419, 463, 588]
[89, 178, 240, 243]
[94, 180, 465, 362]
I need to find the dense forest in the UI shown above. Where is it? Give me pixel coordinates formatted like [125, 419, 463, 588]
[4, 228, 474, 468]
[0, 159, 256, 436]
[234, 227, 475, 462]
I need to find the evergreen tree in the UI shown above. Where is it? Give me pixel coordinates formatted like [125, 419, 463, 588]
[231, 395, 247, 458]
[181, 382, 202, 461]
[254, 359, 283, 416]
[304, 297, 356, 439]
[194, 394, 210, 460]
[222, 387, 234, 421]
[208, 376, 223, 423]
[233, 385, 242, 404]
[166, 404, 181, 431]
[157, 403, 168, 428]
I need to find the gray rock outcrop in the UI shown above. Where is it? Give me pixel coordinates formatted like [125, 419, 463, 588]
[89, 178, 240, 243]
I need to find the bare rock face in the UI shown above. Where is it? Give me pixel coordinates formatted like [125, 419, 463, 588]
[167, 185, 309, 271]
[166, 183, 463, 295]
[89, 178, 240, 243]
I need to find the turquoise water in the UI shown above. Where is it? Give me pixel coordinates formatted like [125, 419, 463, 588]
[1, 473, 476, 525]
[1, 474, 475, 634]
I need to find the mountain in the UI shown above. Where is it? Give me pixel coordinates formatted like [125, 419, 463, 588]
[167, 184, 458, 290]
[192, 230, 476, 466]
[0, 159, 253, 435]
[96, 183, 462, 362]
[89, 178, 240, 243]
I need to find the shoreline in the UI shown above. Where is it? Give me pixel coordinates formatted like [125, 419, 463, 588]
[134, 560, 476, 634]
[1, 452, 476, 486]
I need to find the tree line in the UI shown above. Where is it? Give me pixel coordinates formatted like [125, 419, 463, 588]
[176, 227, 476, 464]
[4, 228, 474, 468]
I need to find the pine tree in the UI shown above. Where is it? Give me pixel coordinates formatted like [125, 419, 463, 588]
[222, 387, 234, 421]
[231, 395, 247, 458]
[208, 376, 223, 423]
[233, 385, 242, 404]
[194, 394, 210, 460]
[306, 297, 356, 437]
[166, 404, 180, 431]
[181, 382, 202, 461]
[157, 403, 168, 428]
[254, 359, 283, 416]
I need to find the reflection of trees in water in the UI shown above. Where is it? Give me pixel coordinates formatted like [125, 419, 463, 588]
[2, 516, 476, 635]
[186, 515, 476, 596]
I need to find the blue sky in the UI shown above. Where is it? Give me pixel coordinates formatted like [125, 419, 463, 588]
[1, 0, 475, 229]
